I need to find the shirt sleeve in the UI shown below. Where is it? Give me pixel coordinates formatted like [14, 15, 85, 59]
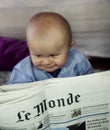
[76, 52, 94, 75]
[8, 68, 33, 84]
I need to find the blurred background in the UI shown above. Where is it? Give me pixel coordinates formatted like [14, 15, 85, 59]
[0, 0, 110, 85]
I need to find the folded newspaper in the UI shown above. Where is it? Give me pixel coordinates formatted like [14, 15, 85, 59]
[0, 71, 110, 130]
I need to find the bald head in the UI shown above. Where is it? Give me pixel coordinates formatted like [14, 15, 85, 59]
[26, 12, 72, 50]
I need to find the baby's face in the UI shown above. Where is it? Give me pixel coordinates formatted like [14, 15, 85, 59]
[26, 12, 73, 72]
[27, 18, 72, 72]
[29, 40, 70, 72]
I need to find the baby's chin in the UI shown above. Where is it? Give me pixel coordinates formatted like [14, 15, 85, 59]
[39, 66, 60, 72]
[43, 68, 58, 72]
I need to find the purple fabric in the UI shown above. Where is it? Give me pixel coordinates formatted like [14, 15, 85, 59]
[0, 36, 29, 70]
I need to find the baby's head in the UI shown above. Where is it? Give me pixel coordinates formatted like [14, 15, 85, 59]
[26, 12, 75, 72]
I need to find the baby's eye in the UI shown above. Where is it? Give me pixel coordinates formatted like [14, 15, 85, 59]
[50, 54, 55, 57]
[36, 55, 42, 57]
[50, 54, 59, 57]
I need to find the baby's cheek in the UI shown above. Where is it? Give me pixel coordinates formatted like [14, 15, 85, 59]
[32, 59, 40, 67]
[57, 59, 67, 67]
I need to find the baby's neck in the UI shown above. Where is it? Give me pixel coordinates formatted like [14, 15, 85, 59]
[48, 68, 61, 77]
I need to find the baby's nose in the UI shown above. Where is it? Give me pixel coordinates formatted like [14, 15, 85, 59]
[43, 58, 52, 65]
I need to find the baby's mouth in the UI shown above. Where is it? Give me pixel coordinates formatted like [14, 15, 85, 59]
[43, 65, 55, 68]
[41, 63, 55, 68]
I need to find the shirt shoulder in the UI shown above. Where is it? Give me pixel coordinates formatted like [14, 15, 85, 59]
[65, 49, 94, 75]
[8, 56, 36, 84]
[14, 56, 32, 70]
[68, 49, 87, 64]
[12, 56, 35, 78]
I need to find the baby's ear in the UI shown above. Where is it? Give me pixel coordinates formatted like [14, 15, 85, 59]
[70, 40, 76, 47]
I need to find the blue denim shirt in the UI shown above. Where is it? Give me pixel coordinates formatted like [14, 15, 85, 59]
[8, 49, 94, 84]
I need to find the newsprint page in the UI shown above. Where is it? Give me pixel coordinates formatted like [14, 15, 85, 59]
[0, 71, 110, 130]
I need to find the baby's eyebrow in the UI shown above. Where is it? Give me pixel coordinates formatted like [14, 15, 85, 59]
[33, 53, 42, 56]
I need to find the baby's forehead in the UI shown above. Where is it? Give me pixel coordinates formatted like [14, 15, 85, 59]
[30, 42, 67, 56]
[29, 35, 68, 55]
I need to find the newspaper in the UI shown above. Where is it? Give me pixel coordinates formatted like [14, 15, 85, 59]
[0, 71, 110, 130]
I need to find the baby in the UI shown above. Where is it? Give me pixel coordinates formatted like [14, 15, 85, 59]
[9, 12, 94, 84]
